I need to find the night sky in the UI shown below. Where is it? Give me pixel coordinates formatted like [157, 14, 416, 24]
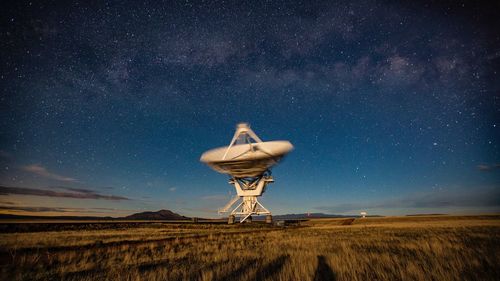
[1, 0, 499, 218]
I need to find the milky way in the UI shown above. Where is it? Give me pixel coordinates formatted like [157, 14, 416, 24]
[1, 1, 499, 217]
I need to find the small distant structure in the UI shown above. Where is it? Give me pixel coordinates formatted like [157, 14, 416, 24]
[360, 211, 367, 218]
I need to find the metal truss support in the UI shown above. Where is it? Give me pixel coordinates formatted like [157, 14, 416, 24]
[219, 172, 274, 223]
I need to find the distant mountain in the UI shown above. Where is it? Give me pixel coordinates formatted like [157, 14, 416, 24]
[124, 209, 188, 220]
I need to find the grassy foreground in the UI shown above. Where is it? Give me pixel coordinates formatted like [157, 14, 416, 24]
[0, 215, 499, 280]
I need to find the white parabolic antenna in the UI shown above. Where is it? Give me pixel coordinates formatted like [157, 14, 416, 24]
[200, 123, 293, 223]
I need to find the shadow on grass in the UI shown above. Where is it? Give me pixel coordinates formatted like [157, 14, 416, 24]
[214, 258, 258, 281]
[255, 254, 290, 280]
[313, 255, 336, 281]
[341, 218, 355, 225]
[215, 255, 289, 281]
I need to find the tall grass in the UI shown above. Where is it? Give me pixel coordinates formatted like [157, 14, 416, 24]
[1, 215, 499, 280]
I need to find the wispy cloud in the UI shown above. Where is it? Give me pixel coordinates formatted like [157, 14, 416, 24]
[0, 185, 129, 201]
[48, 186, 98, 194]
[0, 206, 86, 213]
[477, 164, 500, 171]
[0, 200, 16, 205]
[22, 164, 76, 182]
[169, 187, 177, 192]
[316, 187, 500, 213]
[0, 205, 133, 214]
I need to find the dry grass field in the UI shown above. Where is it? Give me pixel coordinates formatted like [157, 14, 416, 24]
[0, 215, 499, 281]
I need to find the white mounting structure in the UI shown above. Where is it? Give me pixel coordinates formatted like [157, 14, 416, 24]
[200, 123, 293, 223]
[220, 124, 272, 223]
[218, 172, 274, 222]
[360, 211, 367, 218]
[222, 123, 263, 160]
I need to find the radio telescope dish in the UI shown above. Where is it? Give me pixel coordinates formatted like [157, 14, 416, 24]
[200, 141, 293, 177]
[200, 123, 293, 223]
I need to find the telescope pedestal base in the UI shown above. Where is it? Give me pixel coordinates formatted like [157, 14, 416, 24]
[229, 196, 270, 223]
[220, 174, 273, 223]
